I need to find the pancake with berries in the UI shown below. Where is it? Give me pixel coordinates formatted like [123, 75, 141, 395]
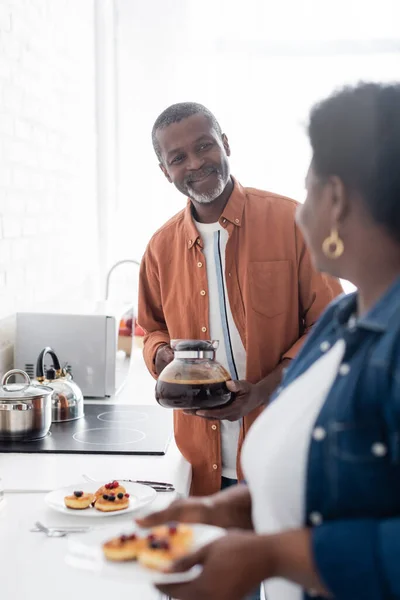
[151, 523, 193, 551]
[64, 490, 94, 509]
[103, 533, 147, 561]
[95, 490, 130, 512]
[139, 524, 194, 572]
[93, 480, 126, 503]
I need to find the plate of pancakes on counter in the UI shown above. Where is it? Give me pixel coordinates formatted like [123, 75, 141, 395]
[66, 521, 226, 584]
[45, 480, 156, 517]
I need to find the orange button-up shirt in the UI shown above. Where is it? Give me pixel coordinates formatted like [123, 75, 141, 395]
[138, 180, 343, 495]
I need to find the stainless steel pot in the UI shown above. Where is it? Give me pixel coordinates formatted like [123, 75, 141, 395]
[0, 369, 53, 441]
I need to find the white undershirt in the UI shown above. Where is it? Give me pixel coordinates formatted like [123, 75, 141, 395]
[194, 220, 247, 479]
[241, 339, 346, 600]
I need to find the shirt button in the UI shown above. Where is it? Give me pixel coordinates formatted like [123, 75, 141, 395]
[312, 426, 326, 441]
[320, 341, 331, 352]
[235, 218, 240, 224]
[309, 512, 323, 526]
[212, 464, 218, 470]
[228, 272, 232, 277]
[211, 424, 217, 430]
[197, 262, 203, 268]
[222, 218, 227, 224]
[371, 442, 387, 457]
[200, 290, 206, 296]
[348, 316, 357, 331]
[201, 326, 207, 333]
[339, 363, 351, 376]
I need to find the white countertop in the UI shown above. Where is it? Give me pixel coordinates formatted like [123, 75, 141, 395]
[0, 347, 191, 600]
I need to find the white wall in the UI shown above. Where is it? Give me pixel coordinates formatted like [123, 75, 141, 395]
[0, 0, 98, 368]
[114, 0, 400, 271]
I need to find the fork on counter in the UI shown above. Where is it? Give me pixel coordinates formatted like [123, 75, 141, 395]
[31, 521, 93, 537]
[81, 474, 175, 492]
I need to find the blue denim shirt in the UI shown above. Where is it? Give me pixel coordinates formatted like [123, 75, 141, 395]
[272, 276, 400, 600]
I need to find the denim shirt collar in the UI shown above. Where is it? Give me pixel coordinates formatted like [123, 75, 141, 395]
[335, 275, 400, 333]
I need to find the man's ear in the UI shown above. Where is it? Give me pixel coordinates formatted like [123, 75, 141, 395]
[159, 163, 172, 183]
[222, 133, 231, 157]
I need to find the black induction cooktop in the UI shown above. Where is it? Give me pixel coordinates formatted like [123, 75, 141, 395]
[0, 404, 173, 455]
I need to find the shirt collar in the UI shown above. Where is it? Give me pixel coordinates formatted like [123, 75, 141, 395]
[335, 275, 400, 333]
[184, 176, 246, 249]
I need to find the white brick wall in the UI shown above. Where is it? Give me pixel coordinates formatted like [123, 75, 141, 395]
[0, 0, 98, 361]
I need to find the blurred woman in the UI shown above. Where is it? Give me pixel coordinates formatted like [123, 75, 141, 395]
[138, 82, 400, 600]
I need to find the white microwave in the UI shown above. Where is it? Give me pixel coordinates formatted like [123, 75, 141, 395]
[14, 302, 133, 398]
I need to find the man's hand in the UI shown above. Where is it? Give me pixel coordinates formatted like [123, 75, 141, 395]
[155, 344, 174, 375]
[194, 380, 265, 421]
[193, 358, 292, 421]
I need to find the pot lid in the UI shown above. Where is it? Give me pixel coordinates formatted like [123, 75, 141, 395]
[0, 369, 53, 401]
[171, 340, 218, 352]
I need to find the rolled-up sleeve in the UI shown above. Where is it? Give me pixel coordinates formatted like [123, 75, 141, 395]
[313, 518, 400, 599]
[283, 226, 343, 360]
[137, 244, 170, 378]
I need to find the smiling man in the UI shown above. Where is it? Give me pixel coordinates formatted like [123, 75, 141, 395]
[138, 102, 342, 497]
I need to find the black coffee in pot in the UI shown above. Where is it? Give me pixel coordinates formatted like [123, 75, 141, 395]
[155, 378, 232, 410]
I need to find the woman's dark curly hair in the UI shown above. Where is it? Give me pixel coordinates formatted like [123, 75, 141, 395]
[309, 82, 400, 242]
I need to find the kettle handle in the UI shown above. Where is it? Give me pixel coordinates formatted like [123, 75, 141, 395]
[36, 347, 62, 380]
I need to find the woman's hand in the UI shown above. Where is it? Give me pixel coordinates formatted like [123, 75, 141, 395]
[136, 495, 214, 529]
[136, 484, 253, 531]
[156, 530, 268, 600]
[155, 527, 330, 600]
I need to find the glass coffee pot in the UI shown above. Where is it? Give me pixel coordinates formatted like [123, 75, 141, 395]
[155, 340, 232, 409]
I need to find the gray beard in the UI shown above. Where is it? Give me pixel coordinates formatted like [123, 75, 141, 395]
[187, 173, 227, 204]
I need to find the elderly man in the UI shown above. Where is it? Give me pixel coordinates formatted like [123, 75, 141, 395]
[138, 102, 342, 497]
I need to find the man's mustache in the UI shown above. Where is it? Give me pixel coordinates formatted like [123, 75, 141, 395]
[185, 166, 219, 185]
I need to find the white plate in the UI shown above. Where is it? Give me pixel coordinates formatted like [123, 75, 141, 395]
[45, 481, 156, 518]
[66, 522, 225, 585]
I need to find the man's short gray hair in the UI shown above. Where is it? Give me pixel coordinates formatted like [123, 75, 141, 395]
[152, 102, 223, 162]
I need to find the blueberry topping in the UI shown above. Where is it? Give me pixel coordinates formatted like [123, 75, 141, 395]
[117, 492, 124, 499]
[102, 494, 109, 500]
[149, 539, 170, 550]
[73, 490, 83, 498]
[108, 495, 116, 501]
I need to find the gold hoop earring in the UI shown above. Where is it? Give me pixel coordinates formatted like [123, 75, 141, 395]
[322, 228, 344, 259]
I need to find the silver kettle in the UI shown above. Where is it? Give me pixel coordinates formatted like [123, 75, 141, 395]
[35, 347, 84, 422]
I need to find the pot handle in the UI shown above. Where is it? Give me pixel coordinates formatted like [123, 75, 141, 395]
[36, 347, 62, 379]
[1, 369, 31, 393]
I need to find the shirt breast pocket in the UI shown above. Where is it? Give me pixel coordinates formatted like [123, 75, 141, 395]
[248, 260, 291, 318]
[331, 421, 388, 464]
[327, 421, 396, 513]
